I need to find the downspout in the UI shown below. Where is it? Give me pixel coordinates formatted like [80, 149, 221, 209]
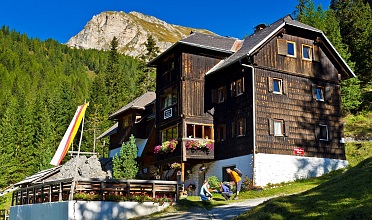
[241, 63, 256, 187]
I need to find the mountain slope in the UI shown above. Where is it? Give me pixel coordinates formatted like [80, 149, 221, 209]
[66, 11, 215, 57]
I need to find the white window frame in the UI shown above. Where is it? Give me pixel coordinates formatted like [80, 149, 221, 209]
[318, 124, 329, 141]
[273, 78, 283, 94]
[287, 41, 296, 57]
[273, 119, 284, 136]
[302, 44, 312, 61]
[316, 86, 324, 101]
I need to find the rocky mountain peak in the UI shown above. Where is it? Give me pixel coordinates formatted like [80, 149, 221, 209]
[66, 11, 214, 57]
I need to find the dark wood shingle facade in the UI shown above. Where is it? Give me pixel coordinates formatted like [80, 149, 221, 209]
[103, 15, 354, 185]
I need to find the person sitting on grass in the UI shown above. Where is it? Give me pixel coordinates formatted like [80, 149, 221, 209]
[200, 179, 213, 201]
[219, 182, 233, 200]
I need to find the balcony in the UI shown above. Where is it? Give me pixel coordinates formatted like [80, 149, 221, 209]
[182, 138, 214, 160]
[154, 138, 215, 164]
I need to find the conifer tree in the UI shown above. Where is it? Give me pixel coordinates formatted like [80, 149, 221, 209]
[136, 35, 159, 96]
[112, 135, 138, 179]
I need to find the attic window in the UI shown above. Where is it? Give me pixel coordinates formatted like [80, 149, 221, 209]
[277, 39, 296, 57]
[302, 44, 312, 60]
[287, 41, 296, 57]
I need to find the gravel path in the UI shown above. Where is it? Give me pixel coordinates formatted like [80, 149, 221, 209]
[142, 197, 275, 220]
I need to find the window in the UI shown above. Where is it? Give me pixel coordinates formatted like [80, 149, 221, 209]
[273, 119, 284, 136]
[122, 115, 132, 128]
[273, 78, 283, 94]
[236, 78, 244, 95]
[222, 165, 236, 182]
[287, 41, 296, 57]
[161, 56, 175, 84]
[230, 81, 236, 97]
[218, 86, 226, 103]
[277, 39, 296, 57]
[232, 118, 246, 137]
[217, 124, 226, 141]
[186, 124, 213, 139]
[302, 45, 312, 60]
[268, 77, 286, 95]
[161, 89, 177, 109]
[269, 118, 289, 137]
[317, 124, 329, 141]
[316, 86, 324, 101]
[161, 126, 178, 142]
[230, 77, 245, 97]
[312, 84, 332, 102]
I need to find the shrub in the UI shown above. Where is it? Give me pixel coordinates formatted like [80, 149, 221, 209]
[207, 176, 220, 190]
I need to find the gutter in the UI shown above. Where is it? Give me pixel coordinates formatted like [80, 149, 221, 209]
[241, 63, 257, 186]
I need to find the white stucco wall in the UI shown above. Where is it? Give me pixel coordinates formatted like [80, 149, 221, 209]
[10, 201, 169, 220]
[109, 138, 147, 158]
[254, 153, 349, 186]
[184, 155, 254, 195]
[184, 153, 348, 193]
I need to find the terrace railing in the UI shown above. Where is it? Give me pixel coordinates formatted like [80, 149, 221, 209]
[12, 178, 181, 206]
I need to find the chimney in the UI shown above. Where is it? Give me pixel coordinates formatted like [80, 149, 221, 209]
[254, 23, 267, 33]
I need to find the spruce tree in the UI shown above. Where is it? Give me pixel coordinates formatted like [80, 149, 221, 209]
[112, 135, 138, 179]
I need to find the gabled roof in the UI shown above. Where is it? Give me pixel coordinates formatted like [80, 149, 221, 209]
[109, 92, 156, 119]
[97, 122, 118, 140]
[179, 32, 238, 52]
[205, 15, 355, 78]
[148, 32, 237, 66]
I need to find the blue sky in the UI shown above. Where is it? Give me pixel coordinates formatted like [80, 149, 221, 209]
[0, 0, 330, 44]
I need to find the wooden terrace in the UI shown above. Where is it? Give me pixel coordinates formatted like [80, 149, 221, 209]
[12, 178, 182, 206]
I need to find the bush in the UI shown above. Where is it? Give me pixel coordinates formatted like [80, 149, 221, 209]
[207, 176, 220, 190]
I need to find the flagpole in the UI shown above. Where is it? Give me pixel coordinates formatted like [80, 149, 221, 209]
[69, 101, 87, 200]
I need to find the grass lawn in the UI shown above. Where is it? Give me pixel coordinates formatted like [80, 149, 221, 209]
[233, 143, 372, 219]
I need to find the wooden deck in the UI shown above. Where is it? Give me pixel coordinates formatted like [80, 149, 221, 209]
[12, 178, 181, 206]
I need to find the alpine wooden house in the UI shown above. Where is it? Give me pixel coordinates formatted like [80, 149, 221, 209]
[103, 15, 355, 188]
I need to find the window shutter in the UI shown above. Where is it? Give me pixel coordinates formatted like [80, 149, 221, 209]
[212, 89, 218, 103]
[315, 125, 320, 140]
[328, 124, 333, 141]
[312, 84, 317, 100]
[268, 118, 274, 136]
[284, 121, 290, 137]
[325, 85, 332, 102]
[268, 76, 273, 93]
[282, 79, 288, 95]
[313, 45, 320, 62]
[277, 38, 287, 55]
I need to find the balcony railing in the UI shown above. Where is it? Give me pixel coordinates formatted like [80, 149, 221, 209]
[154, 138, 215, 163]
[182, 138, 214, 160]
